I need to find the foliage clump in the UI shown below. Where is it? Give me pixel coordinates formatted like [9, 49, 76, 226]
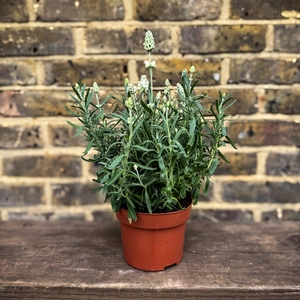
[68, 31, 236, 221]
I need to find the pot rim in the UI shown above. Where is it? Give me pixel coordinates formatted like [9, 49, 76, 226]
[118, 203, 192, 216]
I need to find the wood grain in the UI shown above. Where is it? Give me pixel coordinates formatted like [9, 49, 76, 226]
[0, 221, 299, 299]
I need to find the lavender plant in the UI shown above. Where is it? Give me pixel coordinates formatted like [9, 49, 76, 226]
[68, 31, 237, 221]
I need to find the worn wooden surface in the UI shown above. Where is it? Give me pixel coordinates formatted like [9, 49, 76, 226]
[0, 220, 299, 299]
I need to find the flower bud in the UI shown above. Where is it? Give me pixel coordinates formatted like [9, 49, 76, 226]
[190, 66, 195, 73]
[93, 82, 99, 93]
[156, 91, 161, 101]
[143, 31, 155, 52]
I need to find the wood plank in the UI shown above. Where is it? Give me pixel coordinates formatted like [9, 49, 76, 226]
[0, 221, 299, 299]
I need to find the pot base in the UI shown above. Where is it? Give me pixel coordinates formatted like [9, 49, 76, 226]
[116, 205, 191, 271]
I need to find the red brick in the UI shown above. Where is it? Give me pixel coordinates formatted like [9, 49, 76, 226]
[0, 27, 74, 56]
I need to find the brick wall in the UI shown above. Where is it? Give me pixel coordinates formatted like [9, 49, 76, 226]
[0, 0, 300, 222]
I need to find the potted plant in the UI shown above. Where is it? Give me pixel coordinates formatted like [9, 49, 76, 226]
[68, 31, 237, 271]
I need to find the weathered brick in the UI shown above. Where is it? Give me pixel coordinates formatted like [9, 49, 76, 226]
[0, 125, 43, 149]
[49, 125, 86, 147]
[44, 59, 128, 86]
[180, 25, 266, 54]
[0, 90, 72, 117]
[191, 209, 253, 222]
[227, 121, 300, 146]
[133, 0, 222, 20]
[262, 89, 300, 114]
[8, 211, 85, 221]
[137, 59, 221, 86]
[198, 89, 258, 115]
[266, 153, 300, 176]
[274, 25, 300, 53]
[262, 210, 300, 222]
[229, 59, 300, 84]
[0, 184, 44, 206]
[0, 27, 74, 56]
[35, 0, 124, 21]
[0, 0, 29, 22]
[3, 155, 81, 177]
[51, 183, 105, 206]
[84, 28, 128, 54]
[230, 0, 300, 19]
[222, 181, 300, 203]
[130, 27, 172, 54]
[215, 153, 257, 175]
[0, 61, 37, 86]
[92, 210, 115, 221]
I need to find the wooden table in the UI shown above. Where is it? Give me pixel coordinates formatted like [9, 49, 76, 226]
[0, 221, 299, 299]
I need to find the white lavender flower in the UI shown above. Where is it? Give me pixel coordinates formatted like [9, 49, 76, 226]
[144, 60, 156, 69]
[127, 83, 137, 94]
[177, 83, 185, 98]
[93, 82, 99, 93]
[182, 69, 187, 76]
[143, 31, 155, 52]
[190, 66, 195, 73]
[138, 75, 149, 92]
[156, 91, 161, 101]
[125, 97, 133, 109]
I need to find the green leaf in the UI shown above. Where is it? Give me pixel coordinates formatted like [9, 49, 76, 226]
[106, 169, 123, 185]
[144, 188, 152, 213]
[189, 118, 196, 136]
[217, 150, 230, 163]
[225, 135, 237, 149]
[209, 158, 219, 175]
[107, 155, 125, 170]
[82, 139, 94, 156]
[85, 88, 93, 109]
[127, 204, 137, 222]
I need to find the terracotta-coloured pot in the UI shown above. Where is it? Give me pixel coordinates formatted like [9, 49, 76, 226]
[116, 205, 192, 271]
